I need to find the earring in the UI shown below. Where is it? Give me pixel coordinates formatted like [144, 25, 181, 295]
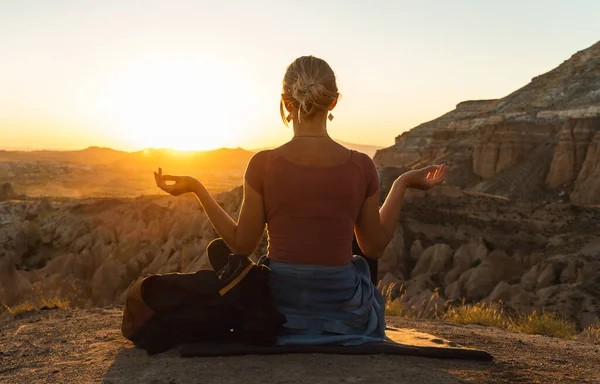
[328, 113, 334, 121]
[286, 113, 292, 122]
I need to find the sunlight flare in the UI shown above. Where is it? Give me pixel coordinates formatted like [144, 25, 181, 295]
[91, 55, 259, 150]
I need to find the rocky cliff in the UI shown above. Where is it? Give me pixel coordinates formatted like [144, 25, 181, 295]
[372, 41, 600, 329]
[375, 41, 600, 205]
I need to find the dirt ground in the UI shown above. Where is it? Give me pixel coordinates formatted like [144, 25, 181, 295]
[0, 308, 598, 384]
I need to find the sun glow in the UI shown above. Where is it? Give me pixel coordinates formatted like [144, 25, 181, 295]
[90, 55, 261, 151]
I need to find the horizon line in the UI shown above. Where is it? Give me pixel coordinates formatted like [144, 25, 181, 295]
[0, 139, 388, 154]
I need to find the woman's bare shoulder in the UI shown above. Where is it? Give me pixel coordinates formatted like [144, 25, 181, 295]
[350, 149, 375, 165]
[250, 148, 277, 159]
[247, 148, 282, 170]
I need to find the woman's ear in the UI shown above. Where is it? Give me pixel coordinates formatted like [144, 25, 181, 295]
[328, 94, 339, 111]
[281, 95, 293, 112]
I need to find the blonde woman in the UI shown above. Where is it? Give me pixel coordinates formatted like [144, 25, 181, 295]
[155, 56, 447, 345]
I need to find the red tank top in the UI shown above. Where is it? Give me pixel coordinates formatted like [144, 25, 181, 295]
[244, 148, 379, 266]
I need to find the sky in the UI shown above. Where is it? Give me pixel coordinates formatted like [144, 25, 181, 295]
[1, 0, 599, 152]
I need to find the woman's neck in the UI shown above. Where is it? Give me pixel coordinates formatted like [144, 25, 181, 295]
[292, 115, 329, 138]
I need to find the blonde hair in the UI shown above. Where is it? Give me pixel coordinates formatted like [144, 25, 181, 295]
[280, 56, 339, 126]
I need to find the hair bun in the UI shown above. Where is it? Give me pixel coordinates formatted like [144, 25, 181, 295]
[292, 76, 328, 114]
[281, 56, 338, 124]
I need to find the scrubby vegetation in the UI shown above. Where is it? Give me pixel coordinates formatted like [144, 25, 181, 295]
[578, 322, 600, 344]
[1, 283, 70, 317]
[380, 283, 595, 341]
[2, 297, 70, 317]
[510, 310, 577, 339]
[445, 301, 510, 329]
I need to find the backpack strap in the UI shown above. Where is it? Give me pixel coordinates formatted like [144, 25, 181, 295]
[218, 259, 255, 296]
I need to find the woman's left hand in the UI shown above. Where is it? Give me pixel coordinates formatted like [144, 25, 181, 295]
[154, 168, 200, 196]
[397, 164, 447, 191]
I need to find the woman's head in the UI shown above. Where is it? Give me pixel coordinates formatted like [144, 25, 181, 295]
[280, 56, 339, 126]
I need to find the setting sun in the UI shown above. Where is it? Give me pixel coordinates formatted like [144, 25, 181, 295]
[88, 55, 261, 150]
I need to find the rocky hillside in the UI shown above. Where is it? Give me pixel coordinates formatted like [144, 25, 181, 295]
[0, 189, 252, 309]
[0, 140, 382, 199]
[371, 41, 600, 330]
[1, 185, 598, 331]
[376, 185, 600, 329]
[375, 41, 600, 205]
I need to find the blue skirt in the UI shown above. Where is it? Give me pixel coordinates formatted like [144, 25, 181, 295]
[267, 256, 386, 345]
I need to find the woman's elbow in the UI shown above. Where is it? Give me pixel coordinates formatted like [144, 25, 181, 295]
[357, 241, 388, 259]
[363, 247, 385, 259]
[230, 239, 260, 256]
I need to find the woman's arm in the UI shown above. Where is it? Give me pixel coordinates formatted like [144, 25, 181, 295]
[354, 178, 407, 258]
[355, 164, 447, 258]
[154, 168, 266, 255]
[193, 180, 265, 254]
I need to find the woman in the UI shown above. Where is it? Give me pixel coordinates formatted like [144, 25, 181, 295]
[154, 56, 447, 345]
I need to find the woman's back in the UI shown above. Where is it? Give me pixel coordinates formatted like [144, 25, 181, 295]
[245, 139, 379, 266]
[153, 55, 446, 346]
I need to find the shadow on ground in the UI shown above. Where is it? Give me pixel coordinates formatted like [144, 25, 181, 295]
[103, 345, 493, 384]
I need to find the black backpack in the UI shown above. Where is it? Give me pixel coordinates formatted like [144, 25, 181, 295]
[121, 240, 286, 355]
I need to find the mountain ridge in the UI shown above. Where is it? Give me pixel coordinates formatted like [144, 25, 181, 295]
[375, 40, 600, 205]
[0, 138, 382, 168]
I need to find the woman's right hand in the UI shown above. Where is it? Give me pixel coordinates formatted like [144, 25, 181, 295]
[154, 168, 201, 196]
[397, 164, 447, 190]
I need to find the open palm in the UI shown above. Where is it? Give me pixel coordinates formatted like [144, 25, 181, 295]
[153, 168, 199, 196]
[400, 164, 447, 190]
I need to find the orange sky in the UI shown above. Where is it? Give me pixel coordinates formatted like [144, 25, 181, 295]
[1, 1, 600, 151]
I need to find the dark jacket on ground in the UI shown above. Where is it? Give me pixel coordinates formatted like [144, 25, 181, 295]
[121, 239, 286, 355]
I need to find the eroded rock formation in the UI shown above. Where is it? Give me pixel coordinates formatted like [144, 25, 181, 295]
[570, 130, 600, 204]
[546, 119, 598, 188]
[375, 41, 600, 205]
[0, 183, 15, 200]
[378, 186, 600, 329]
[0, 188, 251, 308]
